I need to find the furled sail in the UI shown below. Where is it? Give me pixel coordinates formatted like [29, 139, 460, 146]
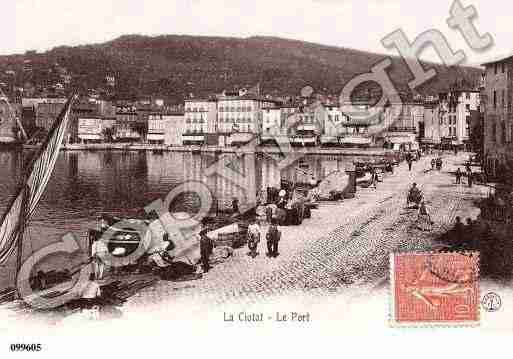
[0, 95, 76, 264]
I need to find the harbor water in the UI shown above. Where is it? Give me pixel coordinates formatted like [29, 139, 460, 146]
[0, 149, 374, 289]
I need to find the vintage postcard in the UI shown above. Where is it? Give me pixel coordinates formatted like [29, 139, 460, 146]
[1, 0, 513, 357]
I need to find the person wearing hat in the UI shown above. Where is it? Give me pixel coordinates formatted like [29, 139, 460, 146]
[266, 219, 281, 258]
[232, 197, 240, 215]
[277, 189, 287, 209]
[199, 228, 213, 273]
[407, 183, 422, 208]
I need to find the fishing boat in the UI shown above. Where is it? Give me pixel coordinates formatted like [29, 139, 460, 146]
[0, 95, 76, 303]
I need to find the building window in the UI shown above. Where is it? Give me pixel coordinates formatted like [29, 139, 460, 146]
[502, 62, 506, 73]
[466, 93, 471, 100]
[493, 90, 497, 108]
[503, 90, 506, 107]
[495, 63, 498, 75]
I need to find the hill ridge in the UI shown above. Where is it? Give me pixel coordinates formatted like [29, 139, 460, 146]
[0, 34, 482, 103]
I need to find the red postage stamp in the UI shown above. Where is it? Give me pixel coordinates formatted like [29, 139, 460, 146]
[391, 252, 480, 326]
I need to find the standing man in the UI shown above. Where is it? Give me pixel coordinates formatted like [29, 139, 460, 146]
[431, 158, 436, 170]
[266, 220, 281, 258]
[405, 152, 413, 171]
[371, 168, 379, 189]
[199, 229, 213, 273]
[91, 236, 108, 280]
[467, 169, 473, 187]
[407, 157, 413, 171]
[232, 197, 240, 215]
[436, 157, 443, 171]
[455, 168, 462, 184]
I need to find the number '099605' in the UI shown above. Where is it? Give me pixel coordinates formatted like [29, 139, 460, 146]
[10, 344, 42, 352]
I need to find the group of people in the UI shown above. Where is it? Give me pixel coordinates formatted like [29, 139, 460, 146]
[247, 219, 282, 258]
[443, 216, 478, 249]
[430, 157, 443, 171]
[454, 161, 474, 187]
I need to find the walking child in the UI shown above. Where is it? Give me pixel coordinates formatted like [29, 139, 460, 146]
[247, 220, 261, 258]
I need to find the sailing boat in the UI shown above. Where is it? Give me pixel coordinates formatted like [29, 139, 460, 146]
[0, 94, 76, 300]
[0, 95, 26, 147]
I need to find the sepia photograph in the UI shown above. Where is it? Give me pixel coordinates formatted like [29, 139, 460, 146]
[0, 0, 512, 356]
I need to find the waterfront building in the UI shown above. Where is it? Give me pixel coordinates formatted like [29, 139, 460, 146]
[35, 102, 66, 131]
[70, 101, 101, 142]
[481, 54, 513, 180]
[437, 90, 480, 149]
[163, 112, 185, 146]
[320, 104, 349, 146]
[217, 91, 279, 145]
[183, 98, 216, 145]
[468, 109, 484, 154]
[381, 99, 424, 150]
[0, 98, 19, 144]
[283, 103, 323, 147]
[115, 104, 143, 142]
[21, 105, 37, 136]
[147, 113, 166, 144]
[147, 111, 184, 145]
[339, 99, 379, 147]
[261, 104, 297, 144]
[77, 117, 103, 143]
[422, 100, 441, 146]
[21, 97, 67, 108]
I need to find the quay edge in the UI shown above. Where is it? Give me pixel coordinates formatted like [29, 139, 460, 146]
[22, 143, 391, 157]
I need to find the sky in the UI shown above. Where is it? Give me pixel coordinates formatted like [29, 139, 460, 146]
[4, 0, 512, 65]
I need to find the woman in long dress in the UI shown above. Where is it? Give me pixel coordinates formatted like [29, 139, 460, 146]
[417, 201, 433, 231]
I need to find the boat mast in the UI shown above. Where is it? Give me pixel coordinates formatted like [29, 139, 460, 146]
[15, 186, 29, 277]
